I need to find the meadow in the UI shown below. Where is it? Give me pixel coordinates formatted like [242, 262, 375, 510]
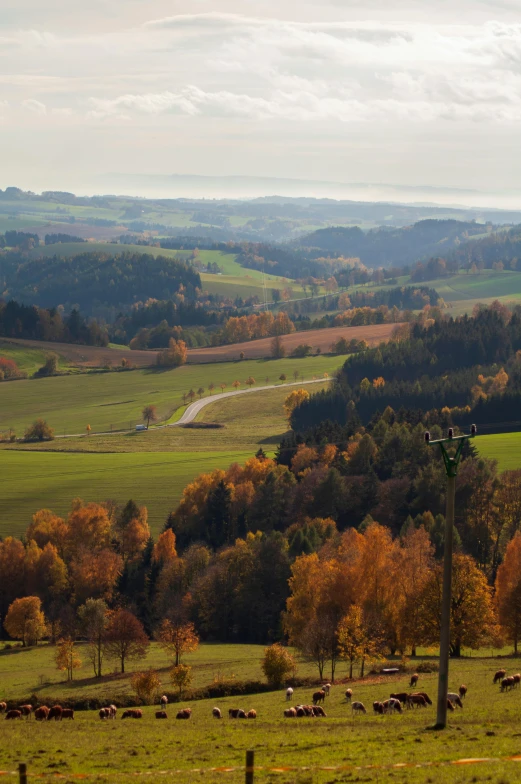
[477, 431, 521, 472]
[0, 355, 341, 435]
[1, 644, 521, 783]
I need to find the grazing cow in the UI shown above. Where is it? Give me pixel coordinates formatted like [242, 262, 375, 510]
[501, 676, 515, 692]
[284, 708, 296, 718]
[5, 710, 22, 720]
[121, 709, 142, 719]
[390, 692, 409, 705]
[407, 694, 427, 709]
[411, 692, 432, 706]
[352, 701, 367, 715]
[312, 690, 326, 705]
[109, 704, 117, 719]
[312, 706, 326, 717]
[160, 695, 168, 708]
[286, 687, 293, 701]
[99, 708, 110, 720]
[514, 674, 521, 688]
[296, 707, 306, 717]
[373, 701, 384, 715]
[19, 704, 33, 719]
[212, 707, 222, 719]
[384, 699, 403, 714]
[246, 710, 257, 719]
[410, 673, 419, 688]
[0, 702, 7, 713]
[459, 685, 467, 699]
[48, 705, 63, 721]
[345, 689, 353, 703]
[322, 684, 331, 696]
[303, 705, 315, 717]
[494, 669, 507, 684]
[35, 706, 50, 721]
[62, 709, 74, 720]
[447, 699, 455, 712]
[228, 708, 242, 719]
[176, 709, 192, 720]
[447, 693, 463, 709]
[155, 711, 168, 719]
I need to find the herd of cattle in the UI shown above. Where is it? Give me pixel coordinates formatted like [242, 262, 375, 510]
[0, 669, 517, 723]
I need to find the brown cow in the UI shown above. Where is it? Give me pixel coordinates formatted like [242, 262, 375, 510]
[212, 708, 222, 719]
[410, 673, 419, 688]
[312, 706, 326, 717]
[312, 690, 326, 705]
[62, 708, 74, 720]
[390, 692, 409, 705]
[296, 707, 306, 717]
[0, 702, 6, 713]
[155, 711, 168, 719]
[352, 701, 367, 715]
[459, 685, 467, 699]
[99, 708, 110, 720]
[373, 701, 384, 714]
[5, 710, 22, 720]
[501, 676, 515, 692]
[407, 694, 427, 709]
[513, 674, 521, 688]
[494, 669, 507, 684]
[176, 709, 192, 720]
[345, 689, 353, 703]
[228, 708, 242, 719]
[121, 709, 142, 719]
[411, 692, 432, 706]
[48, 705, 63, 721]
[284, 708, 297, 718]
[447, 699, 455, 712]
[19, 704, 33, 719]
[383, 699, 403, 714]
[246, 710, 257, 719]
[35, 706, 50, 721]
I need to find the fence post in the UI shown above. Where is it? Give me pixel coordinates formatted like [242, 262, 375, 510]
[19, 763, 27, 784]
[245, 750, 254, 784]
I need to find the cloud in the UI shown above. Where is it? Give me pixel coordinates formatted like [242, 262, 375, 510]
[21, 98, 47, 114]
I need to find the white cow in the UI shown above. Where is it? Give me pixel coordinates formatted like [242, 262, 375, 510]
[286, 687, 294, 701]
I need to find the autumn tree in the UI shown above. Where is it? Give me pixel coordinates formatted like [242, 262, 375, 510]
[0, 537, 28, 616]
[78, 598, 109, 677]
[152, 529, 177, 565]
[416, 553, 496, 657]
[115, 500, 150, 563]
[245, 376, 255, 388]
[70, 548, 123, 603]
[170, 664, 192, 698]
[130, 669, 161, 705]
[104, 609, 149, 673]
[271, 335, 286, 359]
[55, 637, 82, 681]
[232, 380, 241, 391]
[24, 419, 54, 442]
[4, 596, 47, 646]
[26, 510, 68, 554]
[157, 338, 188, 367]
[208, 382, 215, 395]
[197, 387, 205, 399]
[495, 533, 521, 654]
[284, 388, 310, 420]
[220, 382, 227, 392]
[337, 605, 365, 679]
[142, 405, 157, 429]
[261, 643, 296, 687]
[156, 619, 199, 666]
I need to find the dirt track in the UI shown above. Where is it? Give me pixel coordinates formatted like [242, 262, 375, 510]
[2, 323, 398, 368]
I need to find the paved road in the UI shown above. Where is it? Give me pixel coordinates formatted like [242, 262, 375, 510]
[56, 377, 330, 439]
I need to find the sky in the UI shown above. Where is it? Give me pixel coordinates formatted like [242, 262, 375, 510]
[2, 0, 521, 203]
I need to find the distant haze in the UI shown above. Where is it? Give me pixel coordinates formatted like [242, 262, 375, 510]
[2, 1, 521, 206]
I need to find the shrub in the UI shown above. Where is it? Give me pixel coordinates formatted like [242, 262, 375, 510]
[130, 669, 162, 704]
[24, 419, 54, 442]
[261, 644, 296, 687]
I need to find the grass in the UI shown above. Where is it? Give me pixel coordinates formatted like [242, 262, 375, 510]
[0, 449, 255, 539]
[477, 431, 521, 471]
[1, 646, 521, 782]
[0, 356, 341, 435]
[0, 341, 51, 376]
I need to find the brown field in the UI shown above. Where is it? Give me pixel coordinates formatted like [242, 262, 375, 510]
[3, 323, 398, 369]
[186, 322, 400, 363]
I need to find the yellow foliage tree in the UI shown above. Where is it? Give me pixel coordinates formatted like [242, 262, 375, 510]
[4, 596, 47, 646]
[495, 533, 521, 654]
[261, 643, 296, 686]
[130, 669, 162, 705]
[284, 388, 310, 420]
[153, 529, 178, 564]
[55, 637, 82, 680]
[156, 619, 199, 666]
[170, 664, 193, 698]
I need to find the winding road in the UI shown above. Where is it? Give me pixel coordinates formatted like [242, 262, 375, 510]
[56, 377, 330, 439]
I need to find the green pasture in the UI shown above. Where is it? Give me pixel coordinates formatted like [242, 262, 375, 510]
[0, 341, 51, 376]
[477, 431, 521, 471]
[0, 356, 341, 435]
[0, 449, 255, 538]
[1, 646, 521, 783]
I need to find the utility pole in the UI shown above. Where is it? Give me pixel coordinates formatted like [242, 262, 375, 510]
[425, 424, 476, 729]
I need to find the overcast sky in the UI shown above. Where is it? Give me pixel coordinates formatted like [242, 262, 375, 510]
[2, 0, 521, 203]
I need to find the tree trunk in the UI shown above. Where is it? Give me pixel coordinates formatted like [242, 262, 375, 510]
[121, 655, 125, 674]
[360, 657, 365, 678]
[318, 661, 324, 680]
[515, 637, 518, 656]
[411, 646, 416, 657]
[349, 660, 353, 679]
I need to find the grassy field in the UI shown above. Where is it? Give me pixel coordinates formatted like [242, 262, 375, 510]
[477, 431, 521, 471]
[1, 645, 521, 782]
[0, 449, 255, 538]
[0, 340, 52, 375]
[0, 356, 341, 435]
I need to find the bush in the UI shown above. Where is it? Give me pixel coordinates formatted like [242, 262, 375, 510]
[261, 643, 296, 687]
[291, 344, 312, 358]
[24, 419, 54, 442]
